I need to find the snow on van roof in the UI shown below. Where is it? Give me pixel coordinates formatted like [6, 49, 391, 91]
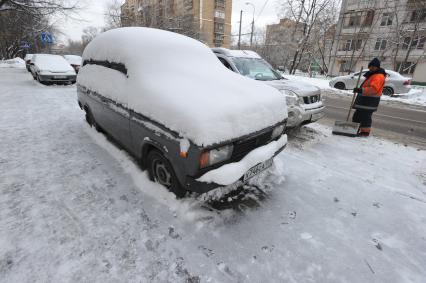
[79, 27, 287, 146]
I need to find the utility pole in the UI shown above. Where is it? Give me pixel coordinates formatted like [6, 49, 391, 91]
[245, 2, 255, 48]
[238, 10, 243, 50]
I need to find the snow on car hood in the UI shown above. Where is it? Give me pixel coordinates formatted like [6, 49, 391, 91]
[79, 27, 287, 146]
[34, 55, 75, 73]
[264, 79, 320, 97]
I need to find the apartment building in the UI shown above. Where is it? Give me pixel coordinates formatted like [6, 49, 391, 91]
[263, 18, 305, 68]
[120, 0, 232, 48]
[329, 0, 426, 84]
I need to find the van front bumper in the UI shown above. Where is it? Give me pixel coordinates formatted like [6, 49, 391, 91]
[183, 138, 287, 194]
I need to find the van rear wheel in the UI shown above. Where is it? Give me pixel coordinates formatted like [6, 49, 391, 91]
[147, 150, 186, 198]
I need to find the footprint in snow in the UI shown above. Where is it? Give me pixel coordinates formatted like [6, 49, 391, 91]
[372, 238, 383, 251]
[168, 226, 181, 240]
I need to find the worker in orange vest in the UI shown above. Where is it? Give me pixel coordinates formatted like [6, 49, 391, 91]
[352, 58, 386, 137]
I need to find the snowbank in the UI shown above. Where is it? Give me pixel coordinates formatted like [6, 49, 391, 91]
[79, 27, 287, 146]
[0, 57, 25, 68]
[197, 134, 288, 185]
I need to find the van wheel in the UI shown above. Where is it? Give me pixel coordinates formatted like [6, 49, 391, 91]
[147, 150, 186, 198]
[334, 82, 346, 90]
[383, 86, 394, 97]
[85, 107, 101, 131]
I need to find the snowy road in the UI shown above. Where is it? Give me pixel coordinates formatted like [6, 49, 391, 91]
[1, 68, 426, 282]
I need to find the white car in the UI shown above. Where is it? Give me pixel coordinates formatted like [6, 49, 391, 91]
[212, 48, 325, 128]
[64, 55, 82, 73]
[329, 69, 411, 96]
[30, 54, 76, 85]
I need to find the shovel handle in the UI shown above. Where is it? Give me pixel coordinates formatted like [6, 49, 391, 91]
[346, 66, 364, 122]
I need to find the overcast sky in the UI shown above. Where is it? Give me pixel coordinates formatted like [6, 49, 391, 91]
[61, 0, 281, 43]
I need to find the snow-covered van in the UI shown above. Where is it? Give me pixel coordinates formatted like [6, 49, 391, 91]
[77, 27, 288, 197]
[212, 48, 325, 128]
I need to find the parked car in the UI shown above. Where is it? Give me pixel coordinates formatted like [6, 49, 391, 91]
[24, 54, 33, 72]
[77, 27, 288, 197]
[30, 54, 76, 85]
[64, 55, 82, 73]
[212, 48, 325, 128]
[329, 69, 411, 96]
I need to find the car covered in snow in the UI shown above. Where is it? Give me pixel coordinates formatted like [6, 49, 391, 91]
[212, 48, 325, 128]
[30, 54, 76, 85]
[77, 27, 288, 197]
[64, 55, 82, 73]
[24, 54, 33, 72]
[329, 69, 411, 96]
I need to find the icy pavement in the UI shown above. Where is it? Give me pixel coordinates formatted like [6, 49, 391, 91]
[1, 68, 426, 282]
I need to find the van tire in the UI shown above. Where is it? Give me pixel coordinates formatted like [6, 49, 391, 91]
[147, 150, 186, 198]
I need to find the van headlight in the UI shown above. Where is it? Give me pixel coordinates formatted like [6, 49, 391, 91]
[271, 124, 285, 140]
[199, 144, 233, 168]
[282, 90, 299, 106]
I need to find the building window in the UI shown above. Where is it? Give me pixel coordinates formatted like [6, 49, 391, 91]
[215, 10, 225, 19]
[363, 10, 375, 27]
[214, 34, 224, 47]
[345, 12, 361, 27]
[340, 39, 362, 51]
[409, 9, 426, 23]
[402, 36, 426, 50]
[215, 0, 225, 10]
[339, 61, 353, 72]
[380, 13, 393, 26]
[397, 62, 416, 74]
[374, 38, 387, 50]
[214, 22, 225, 34]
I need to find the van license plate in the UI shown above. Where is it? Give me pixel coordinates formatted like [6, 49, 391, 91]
[54, 76, 66, 79]
[243, 158, 273, 182]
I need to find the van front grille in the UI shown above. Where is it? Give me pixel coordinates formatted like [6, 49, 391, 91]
[231, 131, 272, 162]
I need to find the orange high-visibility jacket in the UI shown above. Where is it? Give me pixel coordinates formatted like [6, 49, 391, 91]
[361, 73, 386, 97]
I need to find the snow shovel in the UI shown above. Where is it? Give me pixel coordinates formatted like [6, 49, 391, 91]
[332, 66, 364, 137]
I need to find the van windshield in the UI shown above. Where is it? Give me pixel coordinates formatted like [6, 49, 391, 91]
[231, 57, 283, 81]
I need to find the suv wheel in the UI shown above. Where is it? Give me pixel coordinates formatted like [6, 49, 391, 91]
[383, 86, 394, 97]
[147, 150, 186, 198]
[334, 82, 346, 90]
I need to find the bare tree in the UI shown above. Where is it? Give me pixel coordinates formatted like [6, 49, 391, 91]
[0, 0, 79, 59]
[279, 0, 337, 74]
[104, 0, 123, 31]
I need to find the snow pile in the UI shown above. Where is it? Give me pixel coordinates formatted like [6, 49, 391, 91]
[79, 27, 287, 146]
[0, 57, 25, 68]
[33, 54, 75, 72]
[197, 135, 288, 185]
[63, 55, 82, 65]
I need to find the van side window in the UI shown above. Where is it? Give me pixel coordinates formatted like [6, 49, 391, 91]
[83, 60, 128, 75]
[218, 57, 232, 70]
